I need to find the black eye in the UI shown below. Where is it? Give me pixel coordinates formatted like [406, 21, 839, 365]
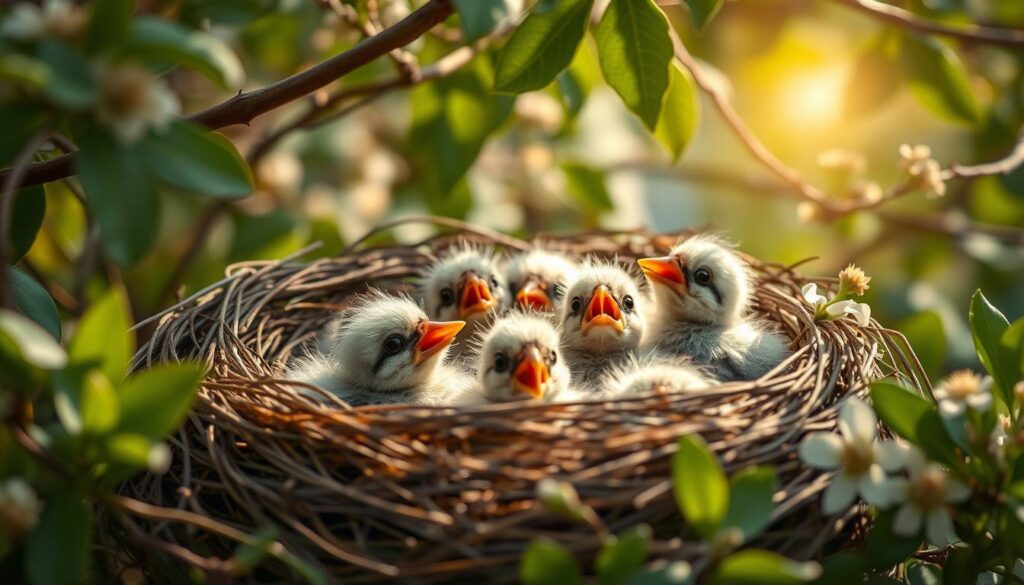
[494, 353, 509, 373]
[439, 288, 455, 306]
[694, 268, 713, 285]
[622, 295, 634, 312]
[490, 275, 500, 289]
[383, 334, 404, 355]
[549, 349, 557, 364]
[570, 297, 583, 314]
[551, 284, 564, 300]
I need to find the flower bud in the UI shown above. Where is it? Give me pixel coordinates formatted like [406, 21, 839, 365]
[837, 264, 871, 296]
[0, 479, 43, 538]
[536, 478, 587, 523]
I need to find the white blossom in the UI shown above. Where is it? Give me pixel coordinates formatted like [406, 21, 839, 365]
[93, 62, 181, 145]
[825, 299, 872, 326]
[1, 0, 86, 42]
[0, 478, 44, 537]
[933, 370, 993, 418]
[799, 398, 903, 514]
[888, 448, 969, 546]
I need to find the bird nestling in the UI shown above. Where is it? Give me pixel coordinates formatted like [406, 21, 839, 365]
[637, 234, 790, 381]
[420, 244, 508, 353]
[286, 292, 473, 406]
[602, 354, 714, 398]
[559, 259, 647, 390]
[467, 312, 572, 403]
[503, 248, 580, 315]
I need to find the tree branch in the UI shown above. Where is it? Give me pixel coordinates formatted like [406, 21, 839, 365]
[0, 0, 454, 190]
[829, 0, 1024, 48]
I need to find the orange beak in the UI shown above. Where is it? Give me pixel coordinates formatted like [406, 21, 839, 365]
[638, 256, 687, 294]
[515, 279, 552, 311]
[511, 346, 549, 399]
[458, 272, 495, 319]
[582, 285, 624, 334]
[412, 320, 466, 364]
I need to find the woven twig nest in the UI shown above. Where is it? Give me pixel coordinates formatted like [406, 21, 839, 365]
[108, 219, 926, 583]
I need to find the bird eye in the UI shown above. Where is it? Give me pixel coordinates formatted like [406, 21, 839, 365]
[551, 284, 564, 300]
[694, 268, 713, 285]
[549, 349, 557, 364]
[383, 334, 404, 355]
[490, 275, 500, 289]
[570, 297, 583, 314]
[439, 288, 455, 306]
[622, 295, 635, 312]
[493, 353, 509, 373]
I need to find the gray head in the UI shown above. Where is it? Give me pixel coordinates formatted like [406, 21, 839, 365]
[559, 259, 645, 355]
[324, 291, 465, 392]
[420, 243, 508, 328]
[638, 234, 752, 326]
[503, 248, 580, 313]
[475, 312, 570, 402]
[604, 355, 713, 397]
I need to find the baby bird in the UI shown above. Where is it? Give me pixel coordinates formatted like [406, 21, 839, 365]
[559, 260, 647, 390]
[287, 292, 473, 406]
[420, 244, 508, 352]
[470, 312, 572, 403]
[602, 354, 714, 398]
[503, 248, 580, 314]
[637, 234, 789, 381]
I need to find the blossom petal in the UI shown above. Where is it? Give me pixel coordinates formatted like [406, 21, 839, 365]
[839, 398, 877, 446]
[825, 300, 853, 317]
[874, 441, 908, 473]
[939, 399, 965, 418]
[925, 509, 957, 546]
[966, 392, 992, 412]
[799, 433, 843, 469]
[801, 283, 819, 304]
[886, 477, 909, 505]
[946, 479, 971, 503]
[892, 504, 922, 537]
[822, 474, 857, 515]
[859, 464, 891, 507]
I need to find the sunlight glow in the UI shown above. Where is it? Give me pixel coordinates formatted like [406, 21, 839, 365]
[776, 67, 847, 131]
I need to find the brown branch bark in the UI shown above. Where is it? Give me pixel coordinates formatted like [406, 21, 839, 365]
[0, 0, 454, 190]
[830, 0, 1024, 48]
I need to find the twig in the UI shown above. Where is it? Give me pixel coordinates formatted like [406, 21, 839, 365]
[320, 0, 419, 80]
[0, 131, 50, 308]
[155, 202, 229, 308]
[830, 0, 1024, 48]
[0, 0, 455, 190]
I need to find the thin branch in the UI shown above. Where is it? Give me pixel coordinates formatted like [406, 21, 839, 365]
[830, 0, 1024, 48]
[944, 137, 1024, 179]
[320, 0, 418, 80]
[0, 0, 454, 190]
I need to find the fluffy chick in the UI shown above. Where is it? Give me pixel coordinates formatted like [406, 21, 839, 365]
[559, 259, 646, 390]
[467, 312, 572, 403]
[602, 354, 714, 398]
[287, 292, 473, 406]
[503, 248, 580, 315]
[638, 234, 789, 381]
[420, 244, 508, 354]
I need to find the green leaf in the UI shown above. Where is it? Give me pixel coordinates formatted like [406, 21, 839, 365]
[553, 36, 599, 121]
[127, 17, 244, 88]
[118, 362, 205, 440]
[453, 0, 521, 42]
[869, 382, 958, 465]
[900, 33, 979, 125]
[681, 0, 724, 31]
[228, 210, 302, 263]
[654, 63, 700, 162]
[843, 34, 902, 118]
[521, 538, 582, 585]
[102, 433, 157, 469]
[0, 308, 66, 370]
[969, 290, 1015, 407]
[234, 526, 280, 574]
[141, 120, 253, 198]
[563, 162, 614, 212]
[624, 562, 693, 585]
[10, 267, 60, 341]
[68, 286, 132, 384]
[940, 545, 975, 585]
[36, 41, 96, 109]
[85, 0, 133, 53]
[596, 0, 673, 130]
[181, 0, 278, 25]
[1000, 318, 1024, 388]
[53, 364, 92, 435]
[26, 490, 93, 585]
[597, 524, 651, 585]
[812, 552, 867, 585]
[906, 562, 942, 585]
[898, 311, 946, 381]
[81, 370, 120, 435]
[864, 509, 924, 570]
[0, 102, 48, 167]
[0, 54, 51, 92]
[711, 550, 821, 585]
[75, 127, 160, 267]
[672, 435, 728, 539]
[723, 466, 777, 542]
[494, 0, 593, 94]
[9, 184, 45, 262]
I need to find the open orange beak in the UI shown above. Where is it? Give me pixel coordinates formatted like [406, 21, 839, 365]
[511, 346, 549, 399]
[412, 320, 465, 365]
[582, 285, 624, 334]
[458, 273, 495, 319]
[638, 256, 687, 294]
[515, 280, 552, 311]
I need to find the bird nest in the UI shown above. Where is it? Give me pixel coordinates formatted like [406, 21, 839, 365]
[106, 219, 927, 583]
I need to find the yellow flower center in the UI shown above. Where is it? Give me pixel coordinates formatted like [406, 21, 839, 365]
[906, 468, 948, 510]
[839, 442, 873, 476]
[944, 370, 981, 400]
[101, 66, 151, 118]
